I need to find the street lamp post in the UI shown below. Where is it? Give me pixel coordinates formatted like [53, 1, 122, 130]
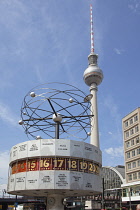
[128, 187, 132, 210]
[119, 189, 122, 210]
[102, 178, 105, 209]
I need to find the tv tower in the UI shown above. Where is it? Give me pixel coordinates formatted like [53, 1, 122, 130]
[83, 4, 104, 148]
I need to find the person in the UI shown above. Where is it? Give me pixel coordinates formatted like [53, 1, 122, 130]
[136, 204, 140, 210]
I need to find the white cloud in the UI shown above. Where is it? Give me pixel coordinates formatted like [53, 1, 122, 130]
[101, 95, 124, 164]
[35, 67, 44, 83]
[114, 48, 124, 55]
[0, 152, 18, 197]
[0, 102, 19, 127]
[128, 0, 140, 13]
[105, 146, 124, 157]
[103, 95, 122, 143]
[0, 150, 9, 177]
[108, 131, 112, 135]
[0, 151, 9, 195]
[104, 96, 118, 116]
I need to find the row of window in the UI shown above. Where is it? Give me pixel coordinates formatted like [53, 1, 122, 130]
[128, 171, 140, 181]
[122, 187, 140, 197]
[124, 115, 138, 128]
[126, 136, 139, 148]
[126, 147, 140, 159]
[125, 125, 139, 138]
[127, 159, 140, 170]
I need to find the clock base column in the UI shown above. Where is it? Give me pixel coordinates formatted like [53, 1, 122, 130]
[47, 194, 64, 210]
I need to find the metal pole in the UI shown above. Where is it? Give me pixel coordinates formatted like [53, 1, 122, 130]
[129, 188, 132, 210]
[120, 189, 122, 210]
[15, 195, 17, 210]
[55, 122, 59, 139]
[102, 178, 105, 209]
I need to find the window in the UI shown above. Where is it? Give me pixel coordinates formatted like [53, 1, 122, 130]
[132, 162, 136, 168]
[127, 163, 131, 169]
[135, 186, 140, 196]
[133, 173, 137, 180]
[131, 139, 135, 146]
[126, 131, 129, 138]
[126, 141, 130, 148]
[128, 174, 132, 181]
[130, 129, 134, 135]
[138, 172, 140, 179]
[136, 137, 139, 144]
[135, 126, 139, 133]
[123, 189, 127, 197]
[125, 121, 128, 127]
[137, 159, 140, 167]
[127, 152, 130, 159]
[137, 148, 140, 155]
[130, 118, 133, 125]
[132, 150, 135, 157]
[134, 115, 138, 122]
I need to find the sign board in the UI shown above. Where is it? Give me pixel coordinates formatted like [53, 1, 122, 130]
[11, 157, 100, 175]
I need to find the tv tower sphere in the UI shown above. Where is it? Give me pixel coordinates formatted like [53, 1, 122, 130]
[83, 53, 103, 86]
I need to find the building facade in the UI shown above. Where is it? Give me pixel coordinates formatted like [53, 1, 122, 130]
[122, 107, 140, 204]
[85, 165, 125, 210]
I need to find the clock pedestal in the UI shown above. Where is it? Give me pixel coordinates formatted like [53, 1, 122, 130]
[47, 194, 64, 210]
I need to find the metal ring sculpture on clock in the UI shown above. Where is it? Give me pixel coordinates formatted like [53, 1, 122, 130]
[19, 82, 94, 141]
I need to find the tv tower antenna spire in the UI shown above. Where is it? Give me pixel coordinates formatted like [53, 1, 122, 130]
[83, 4, 104, 148]
[90, 4, 94, 53]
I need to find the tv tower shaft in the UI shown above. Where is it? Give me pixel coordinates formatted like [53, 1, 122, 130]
[90, 83, 99, 147]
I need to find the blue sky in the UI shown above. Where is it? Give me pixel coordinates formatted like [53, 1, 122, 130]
[0, 0, 140, 193]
